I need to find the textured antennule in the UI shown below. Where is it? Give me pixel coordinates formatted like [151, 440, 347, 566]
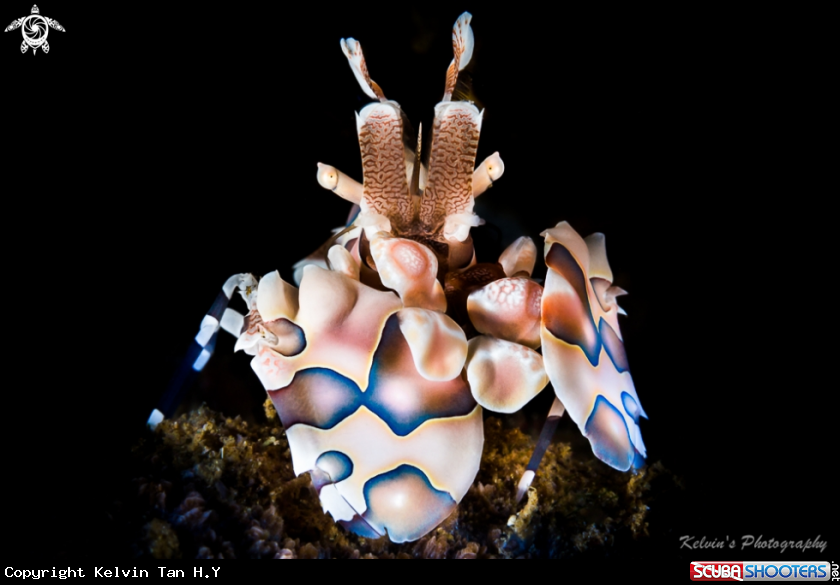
[340, 38, 386, 102]
[316, 163, 363, 205]
[357, 102, 413, 233]
[472, 152, 504, 197]
[443, 13, 475, 102]
[421, 103, 483, 238]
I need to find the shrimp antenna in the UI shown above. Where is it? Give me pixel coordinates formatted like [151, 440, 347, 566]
[442, 13, 475, 102]
[341, 38, 387, 102]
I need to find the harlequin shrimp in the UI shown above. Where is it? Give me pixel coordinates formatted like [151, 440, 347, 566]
[149, 12, 647, 543]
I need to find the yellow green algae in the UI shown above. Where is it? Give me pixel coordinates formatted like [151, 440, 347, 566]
[118, 400, 675, 559]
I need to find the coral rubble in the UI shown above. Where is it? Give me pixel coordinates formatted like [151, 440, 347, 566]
[113, 401, 675, 559]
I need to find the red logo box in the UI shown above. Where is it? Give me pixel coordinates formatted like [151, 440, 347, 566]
[691, 562, 745, 581]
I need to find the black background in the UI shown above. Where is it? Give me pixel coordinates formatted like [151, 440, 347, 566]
[2, 2, 832, 565]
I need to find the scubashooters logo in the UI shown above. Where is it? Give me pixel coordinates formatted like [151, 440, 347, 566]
[4, 5, 65, 54]
[691, 562, 833, 581]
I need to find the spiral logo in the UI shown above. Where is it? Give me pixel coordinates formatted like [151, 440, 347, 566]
[5, 6, 65, 55]
[22, 15, 47, 47]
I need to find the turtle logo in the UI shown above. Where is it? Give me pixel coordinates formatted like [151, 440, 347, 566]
[4, 5, 64, 55]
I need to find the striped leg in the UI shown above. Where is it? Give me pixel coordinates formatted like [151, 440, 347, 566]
[147, 273, 257, 428]
[515, 398, 565, 503]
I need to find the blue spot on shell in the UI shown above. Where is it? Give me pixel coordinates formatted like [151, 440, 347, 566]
[264, 318, 307, 357]
[621, 392, 640, 423]
[583, 395, 633, 472]
[600, 318, 630, 373]
[359, 465, 456, 543]
[269, 316, 475, 436]
[366, 315, 476, 436]
[315, 451, 354, 485]
[269, 368, 362, 430]
[543, 243, 601, 365]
